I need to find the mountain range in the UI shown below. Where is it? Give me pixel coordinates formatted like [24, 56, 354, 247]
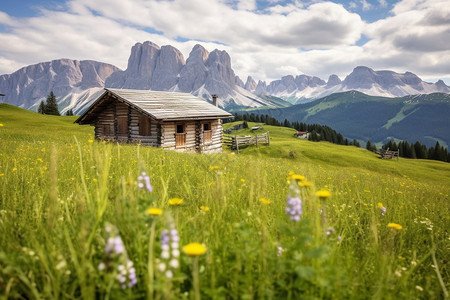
[1, 41, 449, 115]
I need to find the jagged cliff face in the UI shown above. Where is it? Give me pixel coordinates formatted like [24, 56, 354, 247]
[0, 59, 118, 110]
[107, 42, 238, 101]
[106, 42, 186, 90]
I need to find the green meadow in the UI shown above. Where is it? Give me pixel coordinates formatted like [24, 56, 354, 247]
[0, 103, 449, 299]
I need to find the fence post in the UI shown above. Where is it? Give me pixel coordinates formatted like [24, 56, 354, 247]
[235, 135, 239, 154]
[255, 134, 258, 147]
[267, 132, 270, 146]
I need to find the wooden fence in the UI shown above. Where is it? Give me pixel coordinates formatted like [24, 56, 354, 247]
[223, 132, 270, 153]
[376, 147, 399, 160]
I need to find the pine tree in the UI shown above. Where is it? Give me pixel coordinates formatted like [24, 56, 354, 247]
[38, 101, 45, 114]
[44, 91, 60, 115]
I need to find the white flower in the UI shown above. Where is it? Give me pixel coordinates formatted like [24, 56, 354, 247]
[161, 250, 170, 259]
[169, 259, 179, 269]
[165, 270, 173, 279]
[172, 249, 180, 258]
[158, 263, 166, 272]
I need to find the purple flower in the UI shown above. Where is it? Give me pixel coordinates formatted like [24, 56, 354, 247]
[286, 195, 303, 222]
[138, 172, 153, 192]
[380, 206, 386, 216]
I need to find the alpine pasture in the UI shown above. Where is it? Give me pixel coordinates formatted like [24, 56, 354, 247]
[0, 103, 449, 299]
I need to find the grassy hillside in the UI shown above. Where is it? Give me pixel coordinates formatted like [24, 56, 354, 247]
[251, 91, 450, 148]
[1, 105, 449, 299]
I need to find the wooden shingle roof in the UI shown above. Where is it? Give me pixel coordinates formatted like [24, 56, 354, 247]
[76, 88, 233, 124]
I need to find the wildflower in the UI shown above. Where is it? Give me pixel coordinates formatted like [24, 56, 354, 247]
[159, 222, 180, 279]
[183, 243, 207, 256]
[101, 223, 137, 289]
[209, 165, 220, 171]
[286, 195, 302, 222]
[12, 168, 17, 172]
[240, 178, 245, 183]
[326, 227, 336, 235]
[277, 245, 284, 257]
[168, 198, 183, 206]
[387, 223, 403, 230]
[200, 206, 210, 212]
[137, 172, 153, 192]
[337, 235, 342, 243]
[0, 123, 3, 126]
[146, 208, 163, 216]
[299, 181, 312, 187]
[106, 236, 125, 255]
[316, 190, 331, 199]
[88, 139, 94, 143]
[259, 198, 271, 205]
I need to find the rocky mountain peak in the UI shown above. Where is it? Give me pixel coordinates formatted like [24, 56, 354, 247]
[245, 76, 257, 91]
[326, 74, 342, 87]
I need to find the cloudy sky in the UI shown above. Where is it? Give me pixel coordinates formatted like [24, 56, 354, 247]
[1, 0, 449, 84]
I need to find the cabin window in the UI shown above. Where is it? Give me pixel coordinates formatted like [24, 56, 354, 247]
[176, 124, 185, 134]
[139, 116, 151, 136]
[203, 122, 212, 143]
[117, 117, 128, 134]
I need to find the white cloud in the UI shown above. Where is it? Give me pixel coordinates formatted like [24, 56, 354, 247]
[361, 0, 373, 11]
[0, 0, 449, 86]
[378, 0, 388, 8]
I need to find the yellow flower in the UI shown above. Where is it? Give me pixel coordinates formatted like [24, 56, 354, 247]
[146, 208, 163, 216]
[387, 223, 403, 230]
[288, 174, 305, 182]
[12, 168, 17, 172]
[240, 178, 245, 183]
[183, 243, 207, 256]
[316, 190, 331, 199]
[259, 198, 271, 205]
[0, 173, 4, 177]
[377, 202, 383, 208]
[169, 198, 184, 206]
[299, 181, 312, 187]
[200, 206, 210, 212]
[0, 123, 3, 126]
[209, 165, 220, 171]
[88, 139, 94, 143]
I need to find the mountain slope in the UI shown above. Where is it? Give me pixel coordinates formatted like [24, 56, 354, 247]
[0, 59, 119, 114]
[251, 91, 450, 147]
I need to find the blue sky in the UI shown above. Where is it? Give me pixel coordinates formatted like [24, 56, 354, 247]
[0, 0, 449, 84]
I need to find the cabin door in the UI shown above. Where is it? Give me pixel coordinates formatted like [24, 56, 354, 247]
[175, 124, 186, 147]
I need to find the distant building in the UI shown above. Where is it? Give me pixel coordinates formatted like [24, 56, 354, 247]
[75, 88, 232, 153]
[295, 131, 309, 139]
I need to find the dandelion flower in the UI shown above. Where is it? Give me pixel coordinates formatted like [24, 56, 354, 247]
[200, 206, 210, 212]
[88, 139, 94, 143]
[183, 243, 207, 256]
[0, 123, 3, 126]
[259, 198, 271, 205]
[168, 198, 183, 206]
[387, 223, 403, 230]
[299, 181, 312, 187]
[316, 190, 331, 199]
[146, 208, 163, 216]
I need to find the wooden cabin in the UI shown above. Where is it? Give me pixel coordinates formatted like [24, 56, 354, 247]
[75, 88, 233, 153]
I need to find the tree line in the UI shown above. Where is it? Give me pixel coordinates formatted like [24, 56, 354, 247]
[229, 112, 449, 163]
[38, 91, 74, 116]
[381, 140, 450, 163]
[229, 113, 361, 147]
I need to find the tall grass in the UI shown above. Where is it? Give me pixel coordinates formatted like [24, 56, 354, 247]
[0, 105, 449, 299]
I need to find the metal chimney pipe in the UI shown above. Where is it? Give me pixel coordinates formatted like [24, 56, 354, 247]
[212, 94, 218, 107]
